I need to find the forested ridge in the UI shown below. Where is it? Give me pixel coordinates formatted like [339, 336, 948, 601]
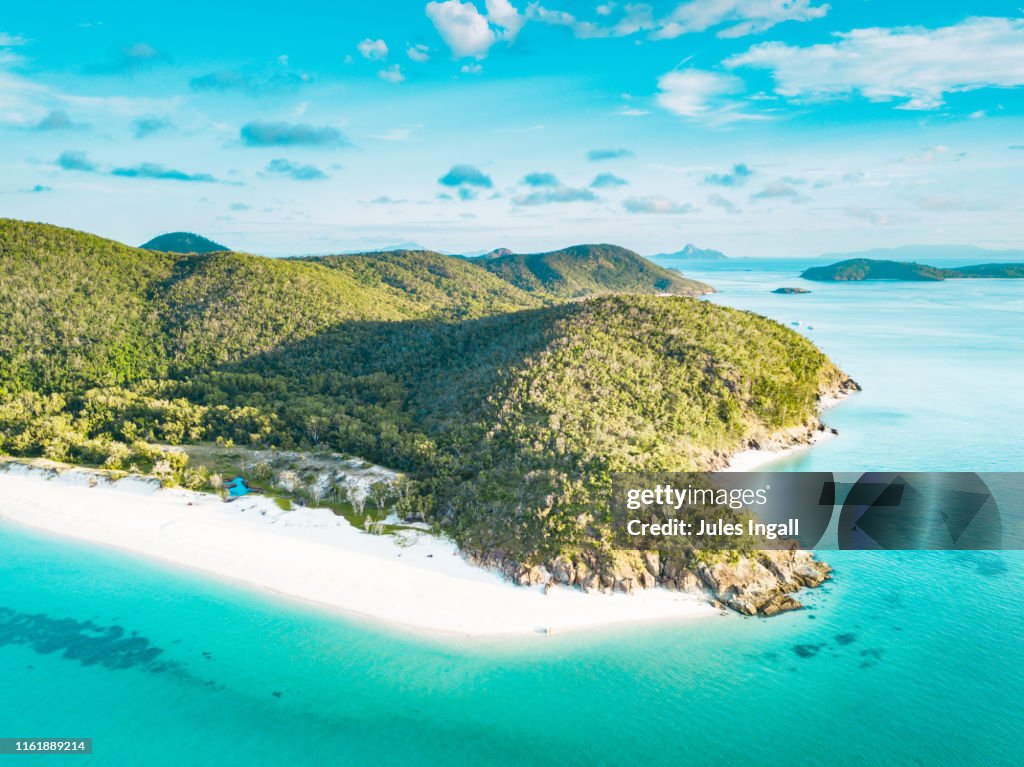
[802, 257, 1024, 281]
[478, 244, 712, 298]
[1, 218, 849, 574]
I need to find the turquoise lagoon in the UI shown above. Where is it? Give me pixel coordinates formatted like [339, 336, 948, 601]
[1, 260, 1022, 765]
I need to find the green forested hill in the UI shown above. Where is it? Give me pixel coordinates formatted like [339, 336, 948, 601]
[0, 220, 540, 393]
[140, 231, 229, 253]
[947, 263, 1024, 278]
[479, 244, 712, 298]
[223, 295, 845, 558]
[802, 259, 949, 281]
[0, 219, 849, 576]
[0, 219, 177, 394]
[302, 250, 545, 319]
[802, 258, 1024, 281]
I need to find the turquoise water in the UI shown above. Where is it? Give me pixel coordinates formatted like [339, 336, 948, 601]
[2, 260, 1023, 765]
[673, 258, 1024, 472]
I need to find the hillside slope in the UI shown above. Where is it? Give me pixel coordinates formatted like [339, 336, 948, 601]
[302, 250, 545, 319]
[0, 220, 545, 392]
[479, 244, 711, 298]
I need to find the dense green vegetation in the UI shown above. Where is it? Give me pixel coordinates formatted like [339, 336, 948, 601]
[802, 258, 1024, 281]
[301, 250, 545, 319]
[1, 219, 847, 569]
[479, 244, 711, 298]
[947, 263, 1024, 278]
[802, 259, 947, 281]
[140, 231, 229, 253]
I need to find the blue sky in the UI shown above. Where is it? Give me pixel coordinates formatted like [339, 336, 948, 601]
[2, 1, 1023, 256]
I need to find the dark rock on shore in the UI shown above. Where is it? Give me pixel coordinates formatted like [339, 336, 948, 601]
[465, 546, 832, 618]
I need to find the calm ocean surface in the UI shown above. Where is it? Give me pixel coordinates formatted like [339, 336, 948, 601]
[2, 259, 1022, 766]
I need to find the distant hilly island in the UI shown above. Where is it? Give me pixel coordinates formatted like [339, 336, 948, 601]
[140, 232, 230, 254]
[650, 244, 727, 261]
[803, 258, 1024, 282]
[817, 244, 1024, 263]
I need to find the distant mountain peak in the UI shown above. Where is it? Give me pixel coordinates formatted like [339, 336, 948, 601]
[140, 232, 229, 254]
[482, 247, 514, 259]
[652, 243, 727, 260]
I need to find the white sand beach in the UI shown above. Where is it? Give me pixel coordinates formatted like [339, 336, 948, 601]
[0, 462, 716, 636]
[722, 389, 852, 472]
[722, 428, 836, 472]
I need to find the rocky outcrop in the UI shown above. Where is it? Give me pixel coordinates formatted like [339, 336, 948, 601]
[697, 550, 830, 615]
[466, 545, 831, 617]
[708, 373, 860, 470]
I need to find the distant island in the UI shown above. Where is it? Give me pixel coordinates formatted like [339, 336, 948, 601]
[817, 244, 1024, 263]
[651, 243, 727, 261]
[802, 258, 1024, 282]
[772, 287, 812, 294]
[140, 231, 229, 254]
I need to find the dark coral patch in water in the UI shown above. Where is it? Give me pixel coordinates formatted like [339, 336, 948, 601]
[835, 633, 857, 646]
[793, 644, 823, 658]
[0, 606, 176, 673]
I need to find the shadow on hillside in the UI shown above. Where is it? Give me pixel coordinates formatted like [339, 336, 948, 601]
[186, 305, 573, 466]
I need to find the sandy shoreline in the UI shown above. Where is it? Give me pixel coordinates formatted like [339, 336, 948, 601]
[722, 428, 836, 472]
[722, 389, 852, 472]
[0, 462, 716, 637]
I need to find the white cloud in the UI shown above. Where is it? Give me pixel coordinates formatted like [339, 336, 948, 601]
[844, 205, 906, 226]
[512, 185, 597, 205]
[378, 64, 405, 83]
[655, 68, 746, 119]
[751, 181, 807, 202]
[461, 62, 483, 74]
[653, 0, 829, 40]
[407, 44, 431, 62]
[371, 127, 416, 141]
[426, 0, 524, 59]
[526, 0, 827, 41]
[525, 3, 647, 39]
[427, 1, 495, 58]
[0, 51, 179, 127]
[726, 17, 1024, 110]
[486, 0, 526, 40]
[357, 38, 389, 61]
[0, 32, 28, 46]
[707, 193, 739, 214]
[622, 195, 694, 214]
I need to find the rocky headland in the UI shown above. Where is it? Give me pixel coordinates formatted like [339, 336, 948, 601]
[464, 374, 859, 617]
